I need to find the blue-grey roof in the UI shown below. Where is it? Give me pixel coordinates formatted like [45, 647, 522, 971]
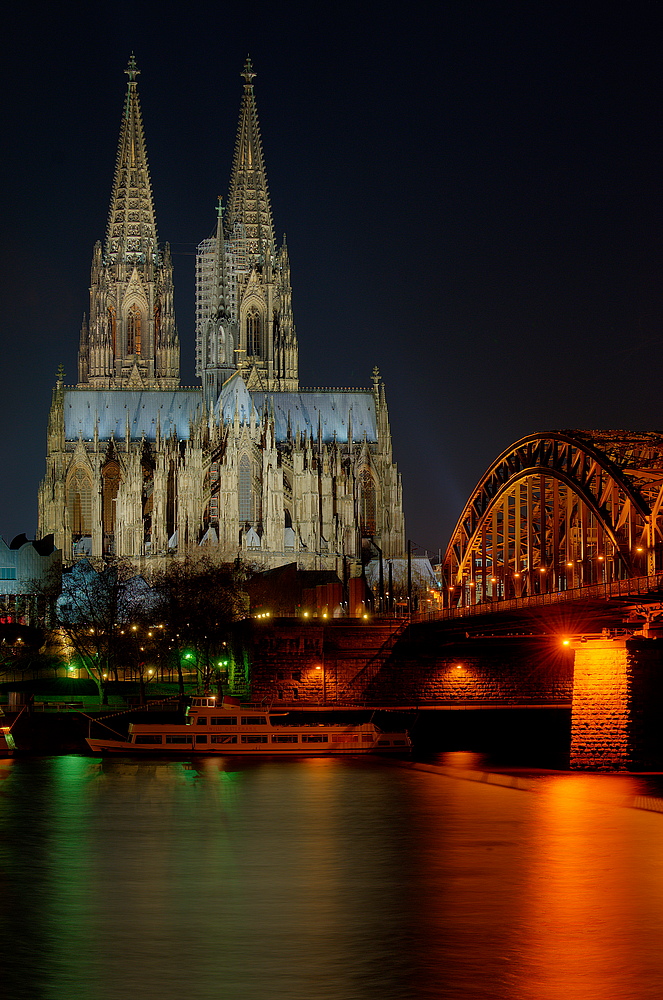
[218, 373, 377, 443]
[253, 391, 377, 443]
[64, 379, 378, 445]
[64, 390, 203, 442]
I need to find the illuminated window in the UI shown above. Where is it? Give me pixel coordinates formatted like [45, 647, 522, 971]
[108, 306, 117, 354]
[359, 469, 377, 536]
[154, 301, 161, 341]
[239, 455, 252, 523]
[102, 460, 121, 535]
[67, 466, 93, 535]
[246, 309, 262, 356]
[127, 304, 142, 355]
[166, 460, 176, 539]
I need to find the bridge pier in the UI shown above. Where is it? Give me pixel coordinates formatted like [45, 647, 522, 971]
[571, 637, 663, 770]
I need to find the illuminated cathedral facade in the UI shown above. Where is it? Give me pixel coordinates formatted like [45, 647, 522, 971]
[38, 57, 405, 574]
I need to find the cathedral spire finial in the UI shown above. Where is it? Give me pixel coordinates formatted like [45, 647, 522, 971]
[241, 56, 256, 86]
[125, 53, 140, 84]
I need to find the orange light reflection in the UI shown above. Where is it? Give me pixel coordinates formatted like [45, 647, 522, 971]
[514, 775, 663, 1000]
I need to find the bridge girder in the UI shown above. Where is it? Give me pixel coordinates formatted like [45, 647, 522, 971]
[442, 431, 663, 606]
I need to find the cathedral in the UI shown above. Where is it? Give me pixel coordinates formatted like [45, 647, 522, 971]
[38, 56, 405, 577]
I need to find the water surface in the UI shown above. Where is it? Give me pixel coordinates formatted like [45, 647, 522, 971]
[1, 754, 663, 999]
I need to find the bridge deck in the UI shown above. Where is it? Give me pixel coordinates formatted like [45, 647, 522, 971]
[415, 573, 663, 623]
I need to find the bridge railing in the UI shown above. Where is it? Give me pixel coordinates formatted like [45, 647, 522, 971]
[412, 573, 663, 623]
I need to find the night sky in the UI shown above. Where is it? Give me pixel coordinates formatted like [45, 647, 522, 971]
[1, 3, 661, 558]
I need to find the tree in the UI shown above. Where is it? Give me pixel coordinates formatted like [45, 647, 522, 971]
[149, 555, 248, 696]
[54, 559, 161, 703]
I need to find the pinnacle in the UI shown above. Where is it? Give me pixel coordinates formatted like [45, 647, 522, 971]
[106, 56, 158, 263]
[226, 58, 275, 256]
[241, 56, 256, 86]
[125, 53, 140, 82]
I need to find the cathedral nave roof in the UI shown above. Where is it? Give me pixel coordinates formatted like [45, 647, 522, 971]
[64, 389, 202, 442]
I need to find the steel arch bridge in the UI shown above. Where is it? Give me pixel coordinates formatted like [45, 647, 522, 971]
[441, 430, 663, 608]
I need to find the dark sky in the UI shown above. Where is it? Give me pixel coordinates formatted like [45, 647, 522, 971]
[1, 2, 661, 558]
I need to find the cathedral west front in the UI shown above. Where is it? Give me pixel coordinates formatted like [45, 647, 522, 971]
[38, 56, 405, 577]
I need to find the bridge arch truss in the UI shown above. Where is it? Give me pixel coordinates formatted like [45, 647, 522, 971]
[442, 431, 663, 607]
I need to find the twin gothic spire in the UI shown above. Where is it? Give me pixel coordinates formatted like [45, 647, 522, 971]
[78, 54, 179, 390]
[106, 53, 158, 266]
[198, 57, 298, 398]
[78, 55, 296, 396]
[225, 56, 276, 258]
[106, 53, 274, 266]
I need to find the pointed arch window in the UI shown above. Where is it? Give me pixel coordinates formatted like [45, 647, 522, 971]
[166, 460, 176, 539]
[246, 309, 262, 357]
[127, 304, 142, 355]
[239, 455, 253, 524]
[108, 306, 117, 354]
[154, 301, 161, 344]
[359, 469, 377, 536]
[102, 460, 121, 536]
[67, 466, 93, 536]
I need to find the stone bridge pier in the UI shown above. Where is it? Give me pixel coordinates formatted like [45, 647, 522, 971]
[570, 637, 663, 770]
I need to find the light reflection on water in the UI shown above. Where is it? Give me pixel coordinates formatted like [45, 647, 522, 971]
[1, 755, 663, 999]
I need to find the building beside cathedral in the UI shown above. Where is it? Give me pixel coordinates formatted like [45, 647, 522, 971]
[38, 57, 405, 578]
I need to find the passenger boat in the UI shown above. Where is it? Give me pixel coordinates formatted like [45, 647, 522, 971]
[86, 696, 411, 755]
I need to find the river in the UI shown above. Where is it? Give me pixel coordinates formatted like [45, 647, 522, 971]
[2, 752, 663, 999]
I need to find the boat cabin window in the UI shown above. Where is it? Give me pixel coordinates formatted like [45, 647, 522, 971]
[241, 735, 268, 744]
[211, 716, 237, 726]
[166, 735, 192, 744]
[134, 735, 163, 744]
[191, 697, 217, 707]
[302, 735, 329, 744]
[211, 735, 238, 744]
[271, 735, 298, 743]
[241, 716, 267, 726]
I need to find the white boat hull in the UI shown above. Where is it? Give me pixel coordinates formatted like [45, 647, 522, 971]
[85, 736, 409, 755]
[85, 697, 411, 756]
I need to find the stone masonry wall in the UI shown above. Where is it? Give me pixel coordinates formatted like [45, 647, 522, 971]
[571, 638, 663, 770]
[244, 620, 574, 707]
